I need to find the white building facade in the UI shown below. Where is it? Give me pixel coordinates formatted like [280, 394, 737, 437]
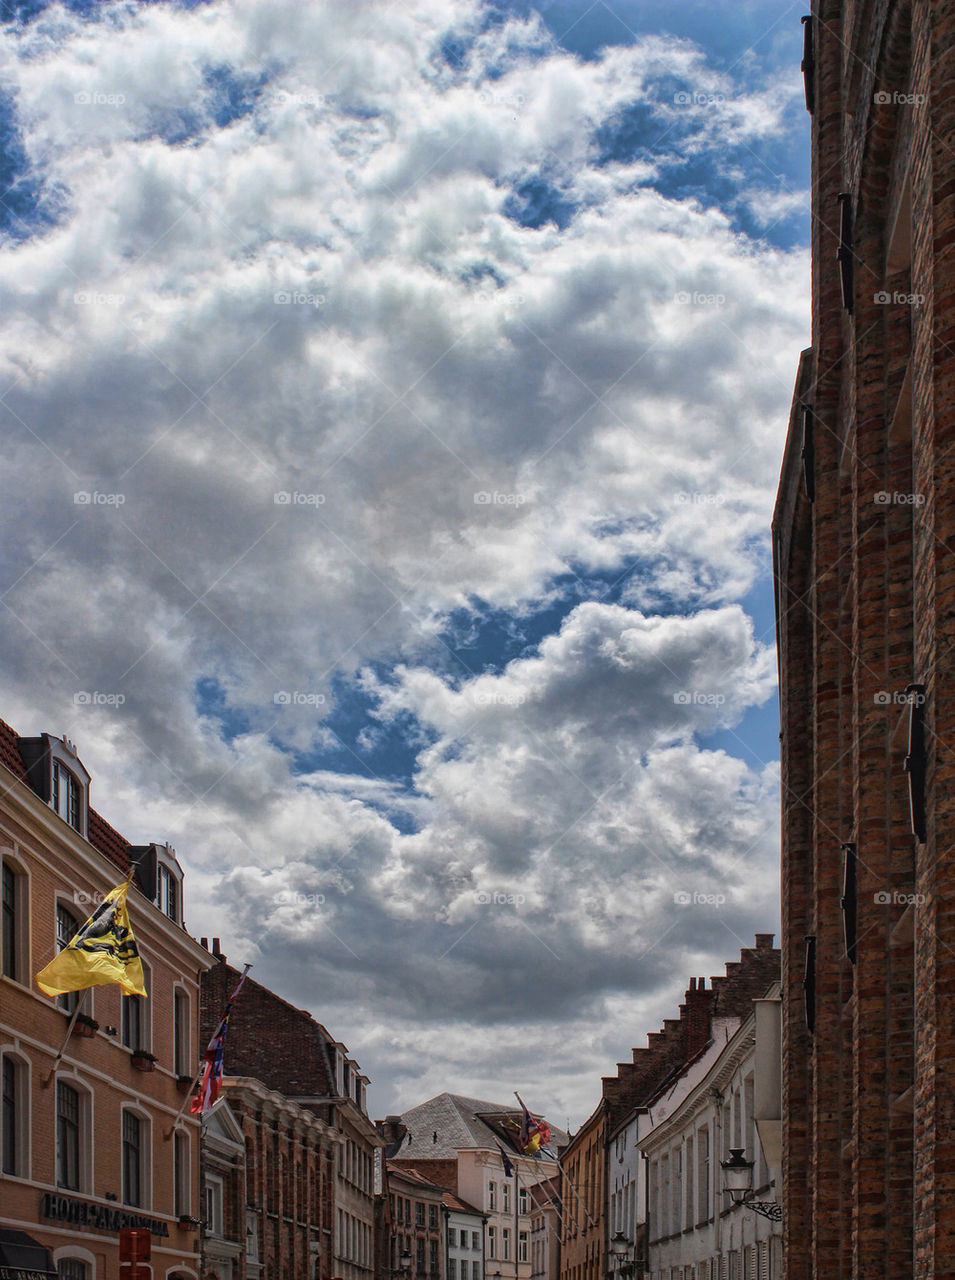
[639, 991, 783, 1280]
[445, 1195, 485, 1280]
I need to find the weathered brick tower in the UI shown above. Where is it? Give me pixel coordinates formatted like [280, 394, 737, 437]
[773, 3, 955, 1277]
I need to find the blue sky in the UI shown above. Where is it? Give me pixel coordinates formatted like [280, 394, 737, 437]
[0, 0, 809, 1121]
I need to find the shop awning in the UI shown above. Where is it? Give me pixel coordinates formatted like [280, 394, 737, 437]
[0, 1227, 57, 1280]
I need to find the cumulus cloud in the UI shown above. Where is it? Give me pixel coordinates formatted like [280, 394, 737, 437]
[0, 0, 803, 1119]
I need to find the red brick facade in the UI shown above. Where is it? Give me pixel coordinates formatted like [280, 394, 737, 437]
[199, 954, 381, 1280]
[773, 4, 955, 1275]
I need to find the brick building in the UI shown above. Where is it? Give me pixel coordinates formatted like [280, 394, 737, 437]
[0, 718, 214, 1279]
[772, 2, 955, 1276]
[386, 1163, 447, 1280]
[199, 953, 379, 1280]
[559, 936, 780, 1280]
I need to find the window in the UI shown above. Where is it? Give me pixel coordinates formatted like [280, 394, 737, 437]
[502, 1229, 510, 1261]
[430, 1242, 438, 1274]
[416, 1202, 425, 1227]
[122, 1111, 143, 1207]
[429, 1204, 438, 1230]
[472, 1232, 480, 1251]
[488, 1181, 497, 1211]
[416, 1240, 425, 1273]
[2, 1053, 26, 1176]
[473, 1262, 480, 1280]
[684, 1136, 694, 1230]
[157, 864, 179, 922]
[246, 1210, 259, 1261]
[503, 1182, 510, 1213]
[519, 1232, 528, 1263]
[174, 1130, 189, 1217]
[488, 1228, 496, 1259]
[1, 860, 23, 981]
[697, 1127, 710, 1223]
[57, 1082, 80, 1190]
[205, 1174, 224, 1235]
[52, 761, 81, 830]
[56, 904, 81, 1015]
[123, 962, 149, 1051]
[57, 1262, 88, 1280]
[450, 1261, 457, 1280]
[174, 989, 189, 1075]
[519, 1187, 529, 1215]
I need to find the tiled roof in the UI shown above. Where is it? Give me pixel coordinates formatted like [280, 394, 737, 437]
[441, 1190, 483, 1216]
[0, 716, 132, 877]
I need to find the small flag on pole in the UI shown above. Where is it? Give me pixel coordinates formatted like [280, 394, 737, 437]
[190, 965, 251, 1115]
[497, 1144, 515, 1177]
[514, 1092, 551, 1155]
[36, 872, 146, 998]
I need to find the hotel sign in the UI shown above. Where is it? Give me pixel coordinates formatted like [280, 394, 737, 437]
[40, 1193, 170, 1237]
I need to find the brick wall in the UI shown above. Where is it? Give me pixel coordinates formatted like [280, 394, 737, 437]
[772, 2, 955, 1275]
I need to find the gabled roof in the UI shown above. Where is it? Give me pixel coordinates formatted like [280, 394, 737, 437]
[441, 1190, 484, 1217]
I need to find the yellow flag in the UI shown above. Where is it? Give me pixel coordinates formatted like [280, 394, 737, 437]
[36, 873, 147, 998]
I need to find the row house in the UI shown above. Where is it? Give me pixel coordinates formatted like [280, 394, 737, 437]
[557, 937, 780, 1280]
[387, 1163, 446, 1280]
[198, 952, 379, 1280]
[528, 1177, 560, 1280]
[443, 1189, 485, 1280]
[0, 718, 214, 1279]
[639, 985, 783, 1280]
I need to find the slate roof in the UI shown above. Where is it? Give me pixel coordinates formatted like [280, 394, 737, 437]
[398, 1092, 567, 1159]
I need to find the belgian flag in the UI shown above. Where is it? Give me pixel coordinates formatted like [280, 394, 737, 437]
[35, 872, 147, 998]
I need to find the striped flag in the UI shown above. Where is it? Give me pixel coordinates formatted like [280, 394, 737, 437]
[190, 965, 250, 1115]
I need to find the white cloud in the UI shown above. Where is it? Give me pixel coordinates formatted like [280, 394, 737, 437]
[0, 0, 802, 1120]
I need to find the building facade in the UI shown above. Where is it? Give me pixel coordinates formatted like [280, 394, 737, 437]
[528, 1176, 560, 1280]
[640, 989, 783, 1280]
[199, 953, 377, 1280]
[772, 3, 955, 1276]
[0, 718, 214, 1280]
[444, 1190, 485, 1280]
[559, 1107, 605, 1280]
[386, 1163, 447, 1280]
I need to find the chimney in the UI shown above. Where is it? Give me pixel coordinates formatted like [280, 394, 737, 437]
[683, 975, 711, 1059]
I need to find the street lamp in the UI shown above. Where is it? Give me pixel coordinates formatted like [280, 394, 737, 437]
[399, 1250, 412, 1273]
[609, 1231, 631, 1274]
[720, 1149, 782, 1223]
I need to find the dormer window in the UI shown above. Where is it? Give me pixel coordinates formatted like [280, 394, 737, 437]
[157, 864, 178, 922]
[17, 734, 90, 839]
[53, 761, 81, 830]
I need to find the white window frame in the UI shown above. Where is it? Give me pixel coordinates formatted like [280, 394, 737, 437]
[205, 1171, 225, 1237]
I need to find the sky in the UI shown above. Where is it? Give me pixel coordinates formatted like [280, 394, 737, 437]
[0, 0, 810, 1129]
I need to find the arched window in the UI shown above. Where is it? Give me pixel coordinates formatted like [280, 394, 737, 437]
[173, 987, 189, 1076]
[122, 961, 151, 1053]
[121, 1107, 151, 1208]
[1, 1049, 30, 1177]
[1, 853, 29, 982]
[55, 1248, 95, 1280]
[173, 1128, 190, 1218]
[56, 1078, 91, 1192]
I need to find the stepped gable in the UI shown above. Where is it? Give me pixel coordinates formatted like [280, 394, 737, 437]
[602, 934, 780, 1130]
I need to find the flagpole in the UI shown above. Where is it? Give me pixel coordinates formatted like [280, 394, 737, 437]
[165, 962, 252, 1139]
[43, 989, 89, 1087]
[556, 1149, 599, 1231]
